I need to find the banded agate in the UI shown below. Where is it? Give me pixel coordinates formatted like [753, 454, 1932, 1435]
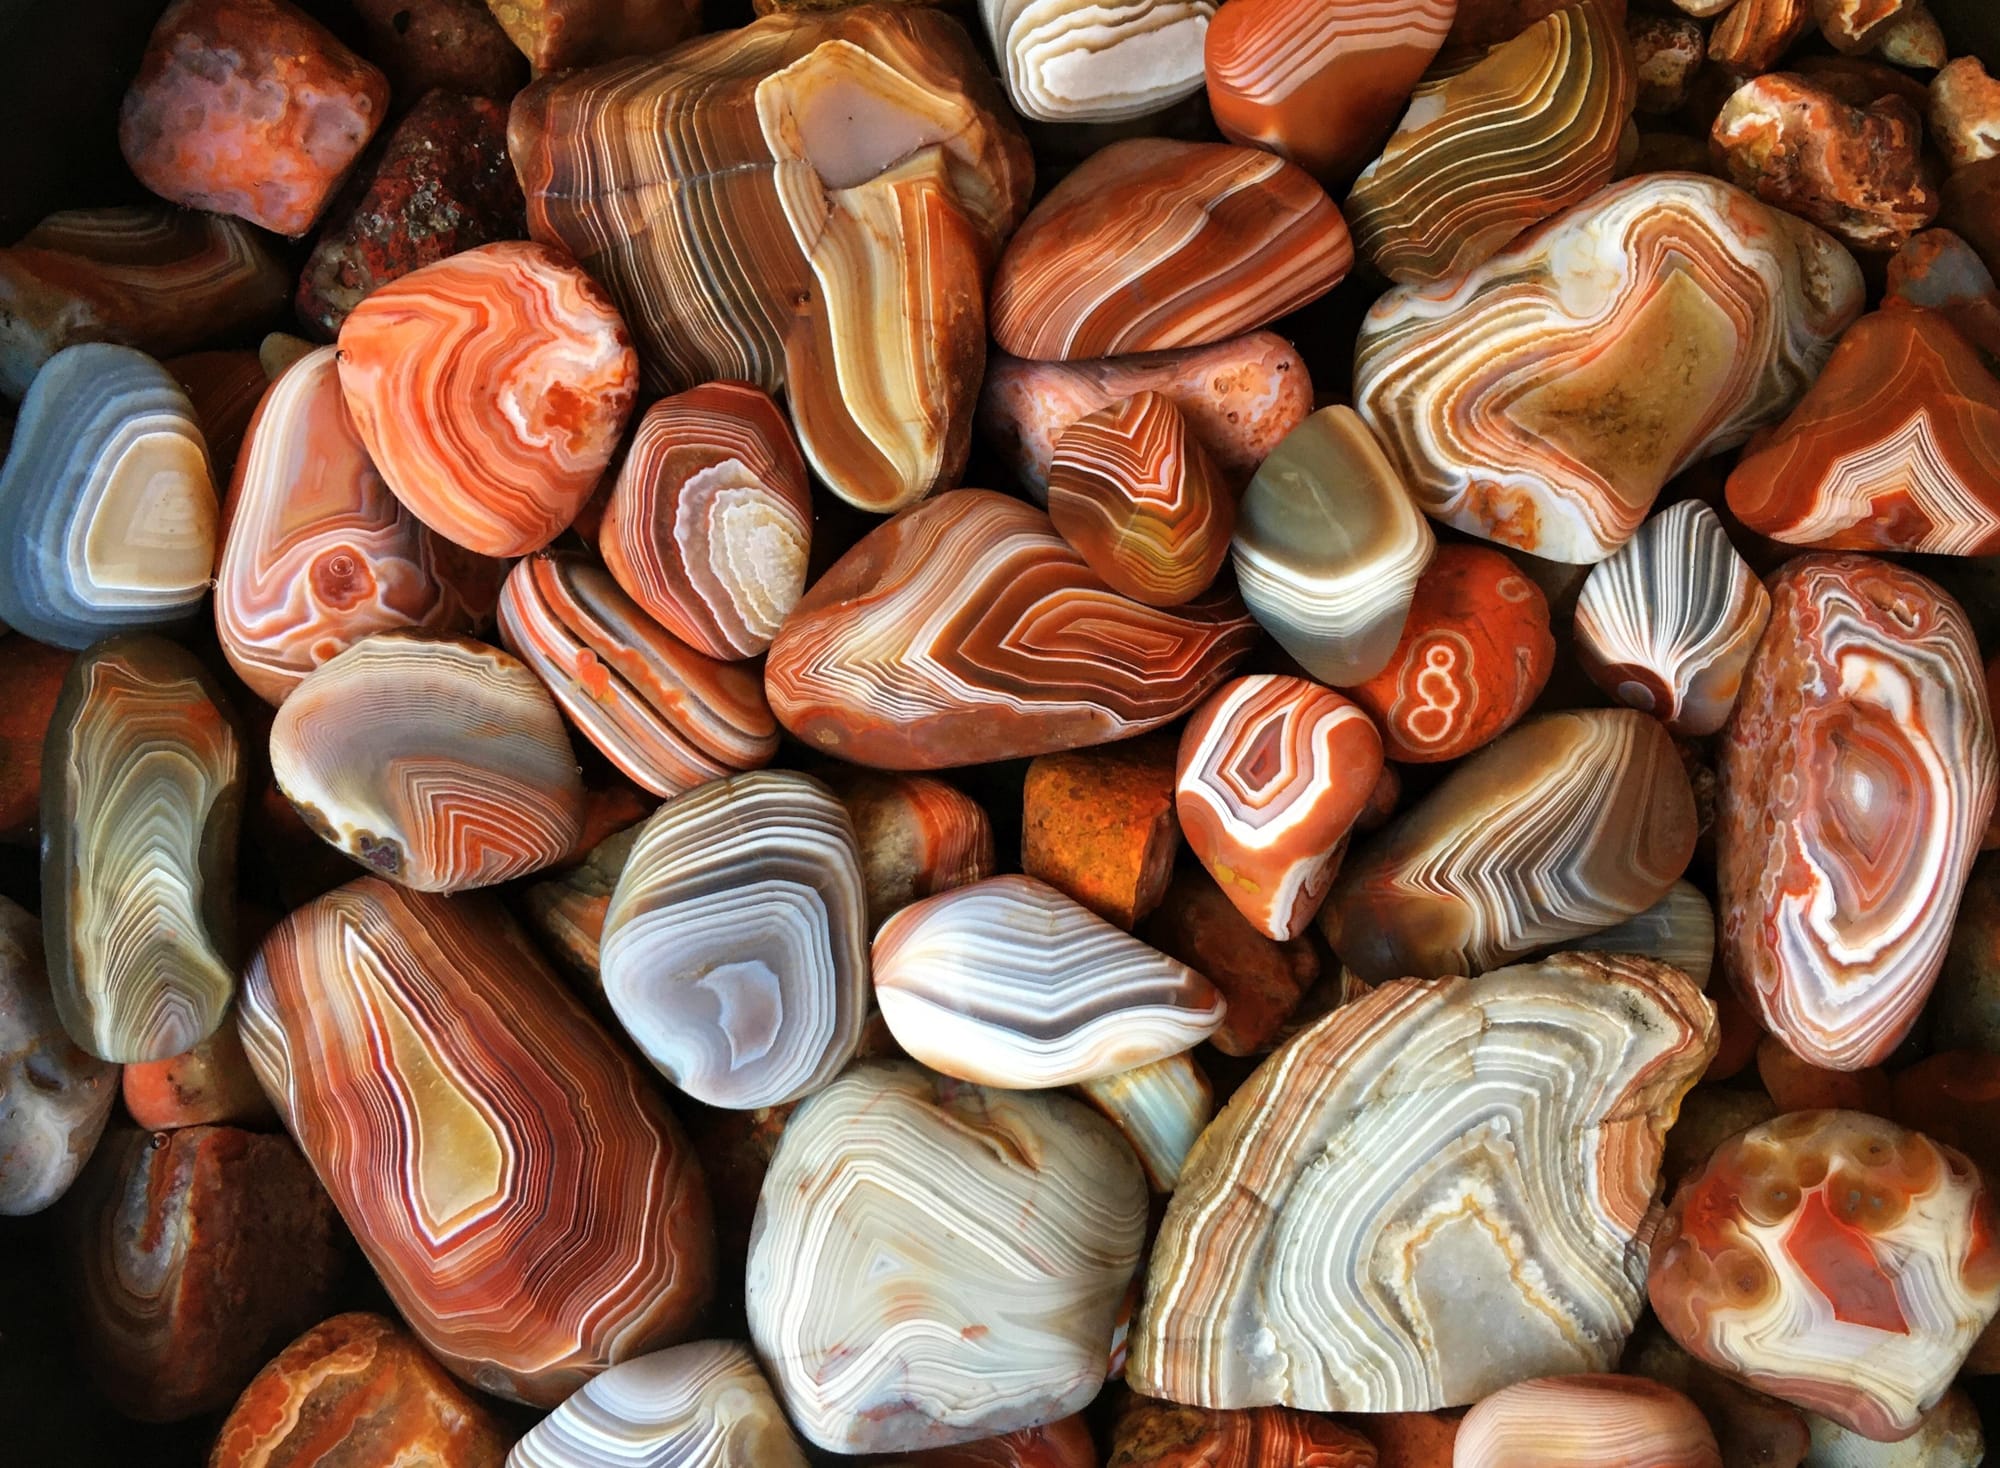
[0, 344, 216, 650]
[337, 242, 636, 558]
[897, 1418, 1098, 1467]
[1346, 0, 1637, 287]
[1323, 709, 1696, 982]
[1108, 1400, 1377, 1465]
[600, 382, 811, 660]
[1455, 1375, 1723, 1468]
[1175, 675, 1385, 941]
[511, 1341, 807, 1468]
[0, 205, 288, 397]
[981, 0, 1211, 123]
[746, 1062, 1146, 1452]
[43, 637, 241, 1064]
[1355, 173, 1864, 563]
[269, 632, 586, 893]
[1727, 310, 2000, 555]
[508, 7, 1031, 514]
[766, 490, 1257, 769]
[1204, 0, 1454, 182]
[1231, 404, 1434, 686]
[215, 346, 500, 705]
[1574, 500, 1772, 737]
[498, 553, 778, 799]
[239, 878, 715, 1406]
[598, 771, 868, 1110]
[871, 875, 1226, 1088]
[1577, 879, 1717, 990]
[1047, 391, 1232, 607]
[1128, 952, 1717, 1410]
[989, 139, 1353, 362]
[1649, 1110, 2000, 1440]
[1077, 1051, 1213, 1192]
[1718, 555, 1996, 1070]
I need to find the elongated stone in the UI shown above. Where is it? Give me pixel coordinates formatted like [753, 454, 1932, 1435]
[599, 771, 868, 1110]
[982, 0, 1211, 124]
[239, 878, 715, 1406]
[1077, 1051, 1213, 1192]
[1575, 879, 1716, 990]
[1355, 173, 1864, 563]
[43, 636, 241, 1064]
[1128, 952, 1717, 1409]
[746, 1061, 1146, 1452]
[1455, 1375, 1722, 1468]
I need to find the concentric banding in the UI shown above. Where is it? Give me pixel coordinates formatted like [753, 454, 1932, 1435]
[1455, 1374, 1723, 1468]
[1076, 1051, 1213, 1192]
[1572, 879, 1716, 991]
[982, 0, 1212, 124]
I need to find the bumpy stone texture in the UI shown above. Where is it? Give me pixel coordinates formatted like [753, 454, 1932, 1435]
[118, 0, 388, 236]
[1355, 173, 1864, 563]
[239, 878, 714, 1406]
[1106, 1398, 1378, 1465]
[1128, 952, 1717, 1410]
[352, 0, 525, 101]
[1021, 737, 1180, 930]
[1454, 1375, 1722, 1467]
[981, 0, 1212, 124]
[1630, 13, 1704, 115]
[1933, 58, 2000, 173]
[825, 769, 995, 931]
[1649, 1110, 2000, 1441]
[1718, 555, 1997, 1071]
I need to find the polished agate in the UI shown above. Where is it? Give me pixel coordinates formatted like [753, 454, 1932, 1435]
[1175, 674, 1385, 941]
[766, 490, 1256, 769]
[1649, 1110, 2000, 1440]
[0, 205, 288, 397]
[239, 878, 715, 1406]
[1230, 405, 1434, 686]
[1107, 1399, 1378, 1465]
[1324, 709, 1696, 982]
[0, 344, 215, 649]
[1574, 500, 1773, 737]
[1047, 391, 1232, 607]
[269, 632, 586, 893]
[337, 241, 636, 558]
[511, 1340, 808, 1468]
[1355, 173, 1864, 563]
[1579, 879, 1717, 990]
[1204, 0, 1453, 181]
[1727, 310, 2000, 555]
[1455, 1375, 1723, 1468]
[600, 382, 811, 660]
[871, 875, 1225, 1088]
[509, 7, 1031, 514]
[498, 553, 778, 798]
[214, 346, 498, 705]
[598, 771, 868, 1110]
[1720, 556, 1995, 1070]
[989, 138, 1353, 361]
[1077, 1051, 1212, 1192]
[1346, 0, 1636, 287]
[0, 897, 117, 1216]
[42, 637, 241, 1064]
[746, 1062, 1146, 1452]
[982, 0, 1211, 123]
[1128, 952, 1717, 1409]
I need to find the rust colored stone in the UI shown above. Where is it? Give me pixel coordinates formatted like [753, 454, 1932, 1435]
[211, 1311, 514, 1468]
[823, 768, 997, 930]
[167, 350, 267, 490]
[1708, 0, 1812, 74]
[1886, 230, 2000, 363]
[1753, 1034, 1891, 1115]
[1022, 735, 1181, 930]
[1939, 851, 2000, 1053]
[1355, 763, 1401, 834]
[0, 636, 73, 844]
[565, 784, 652, 866]
[122, 1022, 277, 1132]
[484, 0, 700, 71]
[1891, 1051, 2000, 1181]
[1142, 866, 1317, 1055]
[1350, 1410, 1460, 1467]
[1449, 0, 1622, 50]
[1934, 57, 2000, 174]
[296, 91, 526, 341]
[1630, 13, 1704, 116]
[351, 0, 526, 103]
[1703, 981, 1764, 1083]
[1109, 1397, 1377, 1464]
[1944, 158, 2000, 280]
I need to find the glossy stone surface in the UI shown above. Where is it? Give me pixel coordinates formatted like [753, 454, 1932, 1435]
[1355, 173, 1864, 563]
[121, 1021, 273, 1132]
[118, 0, 388, 237]
[1128, 952, 1716, 1409]
[599, 771, 868, 1110]
[1347, 0, 1636, 287]
[1232, 405, 1435, 688]
[990, 138, 1353, 361]
[270, 632, 586, 893]
[498, 552, 778, 799]
[1574, 500, 1772, 737]
[899, 1417, 1100, 1468]
[0, 897, 117, 1216]
[1176, 674, 1384, 941]
[746, 1061, 1146, 1452]
[1343, 543, 1553, 764]
[1106, 1398, 1377, 1465]
[982, 0, 1211, 123]
[212, 1311, 514, 1468]
[68, 1125, 344, 1422]
[336, 241, 637, 558]
[239, 878, 714, 1406]
[43, 636, 241, 1064]
[1021, 737, 1180, 930]
[1649, 1110, 2000, 1440]
[170, 349, 267, 489]
[1718, 555, 1997, 1070]
[0, 344, 216, 650]
[1455, 1375, 1722, 1467]
[215, 346, 501, 705]
[766, 490, 1257, 769]
[1078, 1051, 1212, 1192]
[600, 382, 811, 659]
[522, 825, 638, 993]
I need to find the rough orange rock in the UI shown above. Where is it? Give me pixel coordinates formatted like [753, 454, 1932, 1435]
[0, 636, 72, 844]
[1109, 1398, 1377, 1464]
[1142, 866, 1317, 1055]
[122, 1022, 276, 1131]
[824, 769, 997, 930]
[1022, 736, 1182, 930]
[1933, 57, 2000, 173]
[1708, 0, 1812, 73]
[1754, 1034, 1892, 1116]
